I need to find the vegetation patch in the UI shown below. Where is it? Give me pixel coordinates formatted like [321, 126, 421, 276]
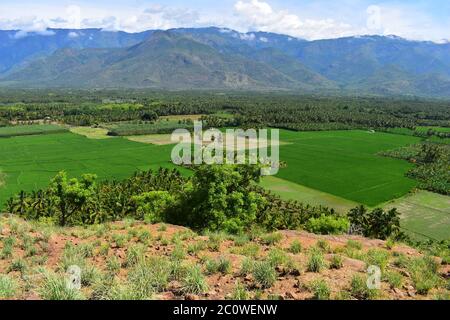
[384, 191, 450, 241]
[0, 124, 67, 138]
[275, 130, 420, 206]
[69, 127, 111, 139]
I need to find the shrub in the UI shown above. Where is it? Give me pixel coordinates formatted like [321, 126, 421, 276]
[238, 243, 260, 258]
[330, 255, 343, 269]
[205, 259, 220, 275]
[268, 248, 289, 267]
[182, 265, 208, 295]
[239, 258, 254, 276]
[81, 265, 102, 287]
[365, 249, 390, 272]
[384, 271, 403, 289]
[106, 256, 121, 275]
[316, 239, 331, 253]
[310, 279, 331, 300]
[39, 272, 84, 300]
[8, 259, 27, 274]
[137, 230, 152, 244]
[217, 256, 232, 274]
[171, 244, 186, 261]
[157, 224, 167, 232]
[260, 232, 283, 246]
[111, 234, 127, 248]
[289, 240, 302, 254]
[307, 248, 326, 273]
[169, 261, 189, 281]
[187, 241, 206, 255]
[253, 261, 277, 289]
[0, 275, 17, 299]
[306, 215, 350, 235]
[230, 281, 248, 300]
[408, 256, 441, 295]
[1, 236, 15, 259]
[346, 240, 362, 250]
[232, 234, 250, 247]
[205, 256, 231, 275]
[350, 274, 378, 300]
[128, 258, 171, 296]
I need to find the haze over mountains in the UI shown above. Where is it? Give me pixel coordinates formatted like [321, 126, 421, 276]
[1, 27, 450, 97]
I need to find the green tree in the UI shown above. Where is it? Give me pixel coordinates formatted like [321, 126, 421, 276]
[50, 172, 97, 226]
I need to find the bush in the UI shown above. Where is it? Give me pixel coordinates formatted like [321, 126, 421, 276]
[128, 258, 171, 296]
[346, 240, 362, 250]
[289, 240, 302, 254]
[253, 261, 277, 289]
[260, 232, 283, 246]
[365, 249, 390, 272]
[330, 255, 343, 269]
[316, 239, 331, 253]
[310, 279, 331, 300]
[384, 271, 403, 289]
[230, 281, 248, 300]
[106, 256, 121, 275]
[125, 244, 146, 267]
[408, 256, 441, 295]
[8, 259, 27, 274]
[239, 258, 254, 276]
[306, 215, 350, 235]
[350, 274, 378, 300]
[0, 275, 17, 299]
[307, 248, 326, 273]
[182, 265, 208, 295]
[39, 272, 84, 300]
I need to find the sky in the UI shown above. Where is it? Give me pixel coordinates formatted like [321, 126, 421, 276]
[0, 0, 449, 42]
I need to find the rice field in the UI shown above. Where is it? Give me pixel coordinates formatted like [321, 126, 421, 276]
[0, 132, 186, 207]
[0, 128, 421, 210]
[275, 130, 421, 206]
[384, 191, 450, 241]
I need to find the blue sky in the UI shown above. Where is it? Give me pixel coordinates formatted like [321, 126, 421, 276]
[0, 0, 449, 41]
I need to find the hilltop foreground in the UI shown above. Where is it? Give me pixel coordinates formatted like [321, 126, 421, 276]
[0, 215, 448, 300]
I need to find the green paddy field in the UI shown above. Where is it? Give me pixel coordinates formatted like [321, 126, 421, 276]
[1, 128, 420, 208]
[0, 132, 185, 206]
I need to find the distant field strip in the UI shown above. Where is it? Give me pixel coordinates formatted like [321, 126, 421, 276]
[0, 132, 187, 207]
[276, 130, 421, 206]
[260, 176, 359, 213]
[384, 191, 450, 241]
[69, 127, 111, 139]
[0, 124, 67, 137]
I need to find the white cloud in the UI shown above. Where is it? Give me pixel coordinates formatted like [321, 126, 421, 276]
[364, 4, 450, 42]
[0, 1, 447, 42]
[233, 0, 358, 40]
[239, 32, 255, 41]
[68, 31, 79, 38]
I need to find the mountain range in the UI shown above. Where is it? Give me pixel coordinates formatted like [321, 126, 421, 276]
[1, 27, 450, 97]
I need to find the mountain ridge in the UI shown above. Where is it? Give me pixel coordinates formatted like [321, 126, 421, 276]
[1, 27, 450, 97]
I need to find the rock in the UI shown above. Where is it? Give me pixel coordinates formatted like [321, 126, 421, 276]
[185, 294, 199, 300]
[285, 291, 299, 300]
[393, 288, 404, 297]
[407, 290, 416, 297]
[344, 257, 366, 272]
[155, 292, 175, 300]
[399, 270, 411, 278]
[205, 291, 216, 297]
